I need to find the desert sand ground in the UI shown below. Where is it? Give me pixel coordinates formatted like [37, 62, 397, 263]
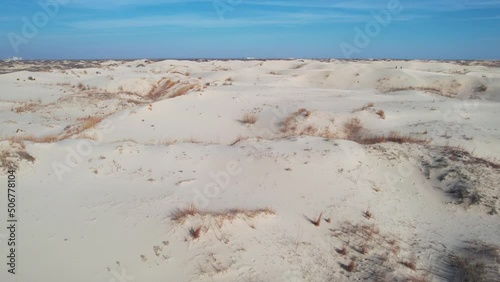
[0, 59, 499, 282]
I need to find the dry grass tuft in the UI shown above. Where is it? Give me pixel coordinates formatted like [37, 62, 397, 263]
[0, 141, 36, 172]
[355, 132, 428, 145]
[223, 77, 233, 85]
[81, 116, 106, 131]
[170, 205, 275, 223]
[13, 99, 42, 113]
[229, 135, 247, 146]
[171, 204, 200, 222]
[343, 119, 428, 145]
[362, 209, 373, 219]
[347, 261, 356, 272]
[240, 113, 258, 125]
[312, 213, 323, 227]
[376, 110, 385, 119]
[392, 245, 401, 255]
[77, 83, 90, 91]
[171, 84, 196, 98]
[337, 246, 348, 255]
[190, 226, 202, 239]
[281, 108, 313, 134]
[344, 118, 363, 139]
[359, 244, 369, 254]
[7, 134, 59, 143]
[401, 256, 417, 270]
[352, 102, 374, 113]
[146, 78, 178, 100]
[298, 108, 311, 117]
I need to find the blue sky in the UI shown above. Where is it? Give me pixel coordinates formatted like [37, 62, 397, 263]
[1, 0, 499, 59]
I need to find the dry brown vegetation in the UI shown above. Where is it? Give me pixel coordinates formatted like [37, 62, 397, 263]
[298, 108, 311, 117]
[171, 84, 197, 98]
[343, 118, 363, 139]
[170, 204, 275, 223]
[352, 102, 374, 113]
[362, 209, 373, 219]
[384, 86, 446, 96]
[330, 221, 426, 280]
[337, 246, 348, 255]
[240, 113, 258, 125]
[146, 78, 178, 100]
[77, 83, 90, 91]
[6, 134, 59, 144]
[81, 115, 107, 131]
[281, 108, 312, 133]
[343, 118, 428, 145]
[347, 261, 356, 272]
[229, 135, 247, 146]
[401, 255, 417, 270]
[0, 140, 36, 172]
[4, 114, 109, 145]
[12, 99, 42, 113]
[190, 226, 203, 239]
[223, 77, 233, 85]
[442, 241, 500, 281]
[376, 110, 385, 119]
[311, 213, 323, 227]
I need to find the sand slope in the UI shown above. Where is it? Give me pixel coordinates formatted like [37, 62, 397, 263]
[0, 59, 499, 282]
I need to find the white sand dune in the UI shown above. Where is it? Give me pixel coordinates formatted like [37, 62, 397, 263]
[0, 59, 499, 282]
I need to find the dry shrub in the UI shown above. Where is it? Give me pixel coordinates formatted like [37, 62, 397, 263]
[352, 102, 374, 113]
[171, 84, 196, 98]
[362, 209, 373, 219]
[171, 203, 200, 222]
[392, 245, 401, 255]
[347, 261, 356, 272]
[446, 241, 500, 282]
[223, 77, 233, 85]
[354, 132, 429, 145]
[298, 108, 311, 117]
[190, 226, 202, 239]
[376, 110, 385, 119]
[81, 116, 106, 131]
[0, 141, 36, 172]
[337, 246, 348, 255]
[300, 125, 318, 135]
[401, 256, 417, 270]
[8, 134, 59, 143]
[442, 145, 500, 170]
[384, 86, 443, 95]
[312, 213, 322, 227]
[281, 108, 312, 134]
[13, 99, 42, 113]
[77, 83, 90, 91]
[170, 205, 275, 223]
[146, 78, 178, 100]
[229, 135, 247, 146]
[344, 118, 363, 139]
[343, 119, 428, 145]
[240, 113, 257, 125]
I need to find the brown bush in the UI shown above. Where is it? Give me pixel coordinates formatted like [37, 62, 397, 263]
[376, 110, 385, 119]
[170, 205, 275, 223]
[352, 102, 374, 113]
[240, 113, 258, 124]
